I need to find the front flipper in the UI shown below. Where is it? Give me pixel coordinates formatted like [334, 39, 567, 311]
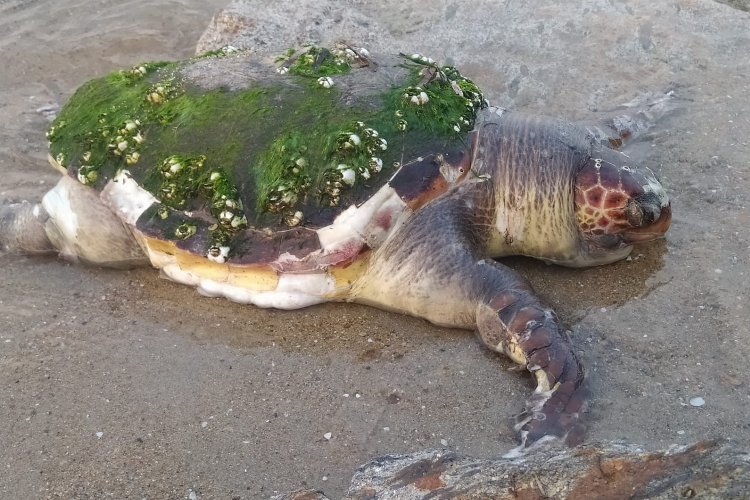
[474, 260, 587, 447]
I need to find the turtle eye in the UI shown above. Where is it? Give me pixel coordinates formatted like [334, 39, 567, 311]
[627, 193, 661, 228]
[625, 198, 644, 226]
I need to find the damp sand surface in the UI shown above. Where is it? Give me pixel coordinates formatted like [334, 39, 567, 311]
[1, 1, 749, 498]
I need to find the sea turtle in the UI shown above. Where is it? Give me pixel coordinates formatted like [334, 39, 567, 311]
[0, 45, 671, 447]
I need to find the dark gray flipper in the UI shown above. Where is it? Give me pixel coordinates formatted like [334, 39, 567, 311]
[0, 201, 55, 254]
[474, 261, 587, 447]
[355, 178, 588, 446]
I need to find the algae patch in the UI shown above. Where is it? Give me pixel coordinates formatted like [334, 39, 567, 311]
[46, 46, 488, 260]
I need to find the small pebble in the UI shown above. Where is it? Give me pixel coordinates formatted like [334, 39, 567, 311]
[324, 432, 332, 440]
[201, 421, 208, 428]
[677, 430, 685, 435]
[440, 439, 448, 446]
[188, 490, 198, 500]
[689, 397, 705, 407]
[95, 432, 103, 438]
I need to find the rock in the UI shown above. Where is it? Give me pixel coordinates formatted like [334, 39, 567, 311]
[341, 441, 750, 499]
[196, 0, 749, 119]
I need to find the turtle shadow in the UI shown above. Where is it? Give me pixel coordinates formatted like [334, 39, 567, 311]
[502, 238, 669, 323]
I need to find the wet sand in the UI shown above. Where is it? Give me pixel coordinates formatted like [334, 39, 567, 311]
[1, 0, 749, 498]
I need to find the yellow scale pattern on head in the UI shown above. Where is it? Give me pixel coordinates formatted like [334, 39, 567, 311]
[575, 158, 630, 235]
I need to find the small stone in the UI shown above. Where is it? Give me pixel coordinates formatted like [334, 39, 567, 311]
[440, 439, 448, 446]
[690, 397, 705, 407]
[324, 432, 332, 440]
[201, 421, 208, 428]
[188, 490, 198, 500]
[95, 432, 104, 438]
[677, 430, 685, 435]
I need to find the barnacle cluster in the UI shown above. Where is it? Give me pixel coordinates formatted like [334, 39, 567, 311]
[276, 43, 368, 82]
[146, 76, 181, 105]
[118, 62, 166, 84]
[260, 134, 313, 226]
[196, 45, 242, 59]
[321, 121, 387, 207]
[155, 154, 247, 255]
[395, 53, 487, 136]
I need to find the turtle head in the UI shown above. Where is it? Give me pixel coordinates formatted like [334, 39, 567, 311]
[573, 150, 671, 265]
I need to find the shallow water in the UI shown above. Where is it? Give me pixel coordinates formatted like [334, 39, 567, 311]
[1, 0, 749, 498]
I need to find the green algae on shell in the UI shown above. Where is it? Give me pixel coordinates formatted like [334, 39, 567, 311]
[47, 46, 487, 259]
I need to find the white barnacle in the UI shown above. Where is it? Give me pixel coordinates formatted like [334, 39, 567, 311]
[169, 162, 182, 174]
[397, 119, 407, 131]
[210, 172, 222, 182]
[419, 91, 429, 104]
[317, 76, 335, 88]
[379, 138, 388, 151]
[369, 157, 383, 172]
[230, 215, 247, 228]
[219, 210, 234, 221]
[358, 47, 370, 57]
[77, 166, 97, 185]
[394, 109, 404, 118]
[360, 169, 371, 180]
[276, 66, 289, 75]
[126, 152, 141, 165]
[295, 157, 307, 168]
[125, 120, 137, 132]
[349, 133, 361, 146]
[287, 210, 304, 227]
[453, 124, 461, 132]
[410, 95, 420, 105]
[364, 127, 378, 137]
[207, 246, 230, 264]
[133, 132, 145, 144]
[82, 151, 92, 162]
[117, 140, 128, 151]
[339, 167, 356, 186]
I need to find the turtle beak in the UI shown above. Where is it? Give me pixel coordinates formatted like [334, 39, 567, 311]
[622, 203, 672, 244]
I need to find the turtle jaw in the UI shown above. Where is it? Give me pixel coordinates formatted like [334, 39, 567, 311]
[621, 202, 672, 244]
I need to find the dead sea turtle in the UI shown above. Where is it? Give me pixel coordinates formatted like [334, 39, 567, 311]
[0, 46, 671, 447]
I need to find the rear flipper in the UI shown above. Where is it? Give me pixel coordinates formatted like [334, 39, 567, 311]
[1, 176, 147, 268]
[474, 260, 587, 448]
[0, 201, 55, 254]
